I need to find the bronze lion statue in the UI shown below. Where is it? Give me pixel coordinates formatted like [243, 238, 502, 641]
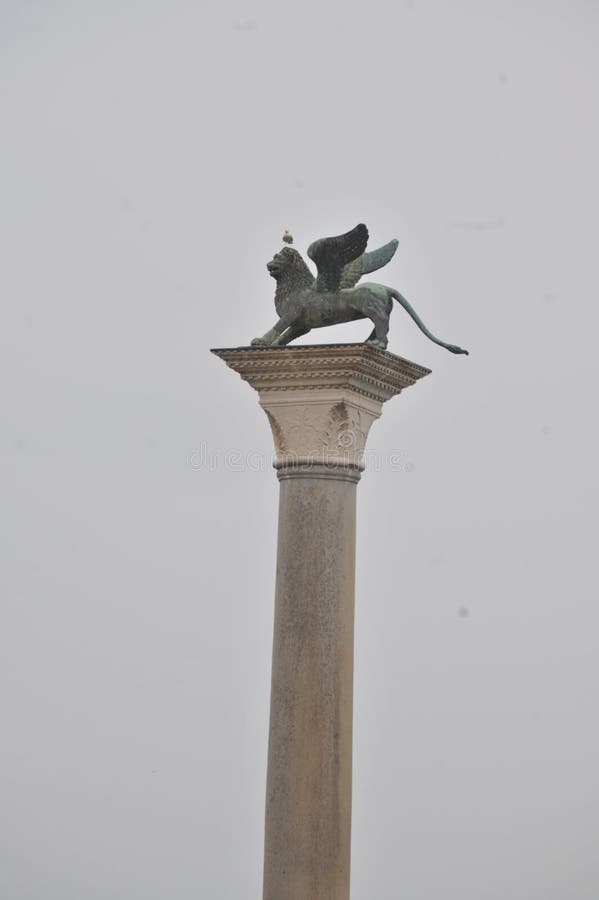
[251, 223, 468, 355]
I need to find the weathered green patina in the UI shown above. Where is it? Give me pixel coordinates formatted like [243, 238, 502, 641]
[251, 223, 468, 354]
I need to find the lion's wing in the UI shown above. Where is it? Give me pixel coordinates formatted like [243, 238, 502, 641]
[307, 224, 369, 293]
[339, 239, 399, 290]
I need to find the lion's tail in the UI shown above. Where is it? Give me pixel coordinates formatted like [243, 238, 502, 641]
[389, 289, 469, 355]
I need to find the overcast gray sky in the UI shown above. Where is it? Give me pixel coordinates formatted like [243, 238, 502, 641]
[2, 1, 599, 898]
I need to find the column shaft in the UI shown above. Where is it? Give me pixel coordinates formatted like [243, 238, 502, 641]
[263, 466, 359, 900]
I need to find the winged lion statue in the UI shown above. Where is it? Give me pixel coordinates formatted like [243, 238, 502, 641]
[251, 223, 468, 355]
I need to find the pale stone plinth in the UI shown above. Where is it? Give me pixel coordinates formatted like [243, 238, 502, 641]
[212, 344, 430, 900]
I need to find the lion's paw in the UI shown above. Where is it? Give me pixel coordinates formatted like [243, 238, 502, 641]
[251, 337, 269, 347]
[366, 338, 388, 350]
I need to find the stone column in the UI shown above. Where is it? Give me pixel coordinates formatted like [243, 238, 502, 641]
[212, 344, 430, 900]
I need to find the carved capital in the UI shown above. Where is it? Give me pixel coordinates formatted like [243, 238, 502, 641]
[212, 343, 431, 472]
[259, 393, 378, 469]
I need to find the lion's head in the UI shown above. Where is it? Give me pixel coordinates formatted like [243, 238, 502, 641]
[267, 247, 314, 292]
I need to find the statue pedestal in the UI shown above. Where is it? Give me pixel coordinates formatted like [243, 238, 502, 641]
[212, 344, 430, 900]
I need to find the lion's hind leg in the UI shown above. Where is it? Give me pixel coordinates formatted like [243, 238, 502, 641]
[363, 299, 390, 350]
[346, 288, 389, 350]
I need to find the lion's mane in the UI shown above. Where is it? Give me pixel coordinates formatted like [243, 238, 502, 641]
[272, 248, 314, 316]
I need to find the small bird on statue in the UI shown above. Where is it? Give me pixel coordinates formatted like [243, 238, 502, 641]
[282, 230, 293, 244]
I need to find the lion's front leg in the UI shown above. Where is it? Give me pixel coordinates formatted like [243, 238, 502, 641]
[277, 323, 310, 346]
[251, 316, 294, 347]
[251, 327, 279, 347]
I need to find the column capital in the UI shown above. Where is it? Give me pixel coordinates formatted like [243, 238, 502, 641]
[212, 343, 431, 472]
